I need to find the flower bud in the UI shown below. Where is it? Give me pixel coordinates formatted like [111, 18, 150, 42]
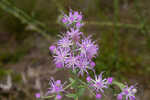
[49, 45, 56, 52]
[56, 94, 62, 100]
[96, 93, 102, 99]
[90, 61, 96, 68]
[35, 93, 41, 98]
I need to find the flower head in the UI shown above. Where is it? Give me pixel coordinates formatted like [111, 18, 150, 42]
[58, 36, 73, 49]
[47, 78, 66, 100]
[48, 79, 64, 94]
[65, 54, 79, 71]
[68, 11, 82, 23]
[53, 47, 70, 68]
[87, 72, 113, 96]
[117, 85, 137, 100]
[56, 94, 62, 100]
[48, 78, 66, 94]
[61, 10, 84, 28]
[76, 22, 84, 28]
[78, 36, 98, 59]
[67, 28, 82, 42]
[76, 56, 93, 76]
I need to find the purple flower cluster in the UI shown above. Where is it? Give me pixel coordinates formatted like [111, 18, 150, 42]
[117, 85, 137, 100]
[61, 10, 84, 28]
[50, 10, 98, 76]
[86, 72, 113, 99]
[47, 10, 137, 100]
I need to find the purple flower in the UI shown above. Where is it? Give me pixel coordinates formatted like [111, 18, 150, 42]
[86, 76, 92, 82]
[117, 85, 137, 100]
[67, 28, 82, 41]
[90, 61, 96, 68]
[87, 72, 113, 94]
[47, 78, 66, 100]
[76, 56, 93, 76]
[58, 36, 73, 48]
[35, 93, 41, 98]
[65, 54, 79, 70]
[76, 22, 84, 28]
[49, 45, 56, 52]
[56, 62, 63, 68]
[48, 79, 64, 93]
[56, 94, 62, 100]
[53, 47, 70, 68]
[117, 94, 123, 100]
[107, 77, 113, 84]
[96, 93, 102, 99]
[68, 11, 82, 23]
[73, 11, 82, 22]
[61, 10, 84, 28]
[62, 16, 68, 24]
[78, 36, 98, 59]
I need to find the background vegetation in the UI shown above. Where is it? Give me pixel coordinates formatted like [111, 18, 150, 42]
[0, 0, 150, 100]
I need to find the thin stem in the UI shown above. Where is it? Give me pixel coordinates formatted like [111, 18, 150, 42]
[41, 95, 55, 99]
[113, 0, 120, 70]
[0, 0, 51, 40]
[69, 70, 96, 97]
[112, 80, 126, 89]
[86, 21, 141, 29]
[64, 83, 73, 90]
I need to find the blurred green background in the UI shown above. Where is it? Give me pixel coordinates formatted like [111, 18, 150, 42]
[0, 0, 150, 100]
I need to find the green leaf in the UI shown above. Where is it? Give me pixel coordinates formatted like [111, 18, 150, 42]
[113, 80, 126, 89]
[69, 78, 77, 89]
[77, 87, 85, 97]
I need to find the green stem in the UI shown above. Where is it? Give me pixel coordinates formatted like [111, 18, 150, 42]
[113, 0, 120, 69]
[70, 71, 96, 96]
[86, 21, 141, 29]
[41, 95, 55, 99]
[64, 83, 73, 90]
[112, 80, 126, 89]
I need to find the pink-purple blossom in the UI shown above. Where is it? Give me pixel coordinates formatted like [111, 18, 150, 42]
[86, 76, 92, 82]
[117, 85, 137, 100]
[56, 94, 62, 100]
[48, 79, 64, 93]
[47, 78, 66, 99]
[90, 61, 96, 68]
[87, 72, 113, 99]
[67, 28, 82, 42]
[96, 93, 102, 99]
[61, 10, 84, 28]
[53, 47, 70, 68]
[65, 54, 79, 71]
[49, 45, 56, 53]
[58, 36, 73, 48]
[35, 93, 41, 98]
[76, 22, 84, 28]
[51, 10, 98, 76]
[78, 36, 98, 59]
[76, 56, 93, 76]
[43, 10, 138, 100]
